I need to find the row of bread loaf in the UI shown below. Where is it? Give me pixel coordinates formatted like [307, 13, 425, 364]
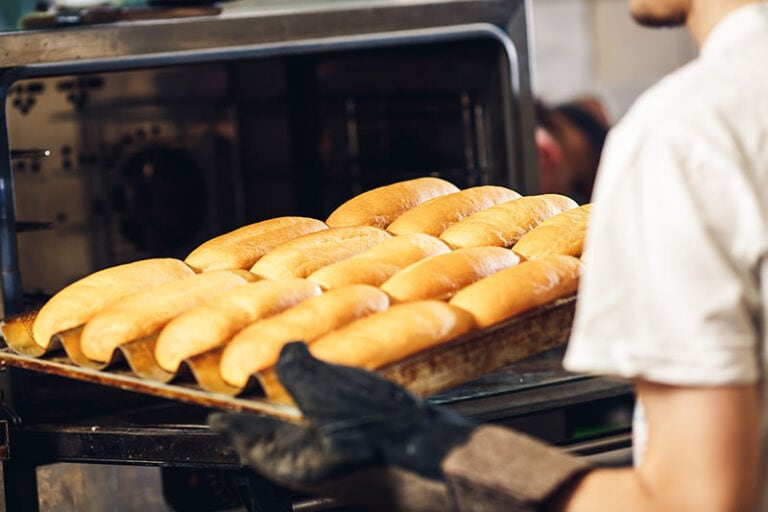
[28, 177, 590, 390]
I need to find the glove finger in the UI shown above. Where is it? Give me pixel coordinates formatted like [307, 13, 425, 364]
[209, 412, 316, 478]
[212, 411, 370, 486]
[208, 412, 291, 462]
[276, 342, 421, 425]
[208, 412, 288, 442]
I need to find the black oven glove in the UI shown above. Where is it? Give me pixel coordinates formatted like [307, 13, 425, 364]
[209, 342, 591, 512]
[209, 341, 475, 486]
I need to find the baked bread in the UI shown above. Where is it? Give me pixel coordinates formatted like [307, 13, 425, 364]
[184, 216, 327, 272]
[250, 226, 392, 279]
[32, 258, 195, 349]
[220, 284, 390, 387]
[449, 254, 581, 328]
[81, 269, 255, 362]
[325, 177, 459, 228]
[511, 204, 592, 260]
[310, 300, 476, 370]
[387, 185, 521, 236]
[379, 246, 520, 302]
[154, 278, 322, 373]
[307, 233, 450, 290]
[439, 194, 578, 249]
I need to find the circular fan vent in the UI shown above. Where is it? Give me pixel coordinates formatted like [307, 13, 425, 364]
[111, 145, 207, 253]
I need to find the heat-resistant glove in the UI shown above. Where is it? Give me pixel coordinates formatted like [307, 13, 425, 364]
[210, 342, 591, 512]
[210, 342, 474, 483]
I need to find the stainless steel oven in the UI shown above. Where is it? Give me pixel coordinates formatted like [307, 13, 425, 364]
[0, 2, 633, 510]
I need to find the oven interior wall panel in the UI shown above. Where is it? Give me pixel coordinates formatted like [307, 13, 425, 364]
[6, 37, 511, 301]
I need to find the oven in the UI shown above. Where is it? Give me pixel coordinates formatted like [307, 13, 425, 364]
[0, 1, 633, 510]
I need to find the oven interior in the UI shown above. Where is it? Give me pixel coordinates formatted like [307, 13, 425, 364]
[7, 37, 516, 303]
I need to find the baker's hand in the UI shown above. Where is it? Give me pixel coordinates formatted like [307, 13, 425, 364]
[209, 341, 475, 489]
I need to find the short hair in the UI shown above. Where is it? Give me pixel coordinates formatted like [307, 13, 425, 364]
[535, 100, 609, 158]
[554, 103, 609, 157]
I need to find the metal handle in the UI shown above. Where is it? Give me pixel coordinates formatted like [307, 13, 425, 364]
[10, 149, 50, 160]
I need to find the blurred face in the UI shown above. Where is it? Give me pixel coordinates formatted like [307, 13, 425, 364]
[536, 112, 600, 198]
[629, 0, 690, 27]
[536, 126, 570, 195]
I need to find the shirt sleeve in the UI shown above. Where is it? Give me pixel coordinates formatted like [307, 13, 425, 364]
[563, 103, 764, 386]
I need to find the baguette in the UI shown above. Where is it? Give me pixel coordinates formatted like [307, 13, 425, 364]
[185, 216, 327, 272]
[310, 300, 476, 371]
[81, 269, 255, 362]
[325, 177, 459, 228]
[307, 233, 450, 290]
[154, 278, 322, 373]
[449, 254, 581, 328]
[220, 284, 390, 387]
[439, 194, 578, 249]
[250, 226, 392, 279]
[32, 258, 195, 349]
[511, 204, 592, 260]
[387, 185, 521, 236]
[380, 246, 520, 302]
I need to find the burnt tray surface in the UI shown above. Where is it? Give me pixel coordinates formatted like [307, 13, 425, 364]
[0, 295, 576, 420]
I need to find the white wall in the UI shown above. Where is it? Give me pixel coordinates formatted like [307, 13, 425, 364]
[530, 0, 698, 121]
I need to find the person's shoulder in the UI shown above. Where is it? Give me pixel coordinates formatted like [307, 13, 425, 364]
[622, 62, 709, 128]
[616, 50, 766, 145]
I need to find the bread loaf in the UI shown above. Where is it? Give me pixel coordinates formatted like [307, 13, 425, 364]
[32, 258, 195, 349]
[379, 246, 520, 302]
[154, 278, 322, 373]
[307, 233, 450, 290]
[184, 216, 327, 272]
[250, 226, 392, 279]
[387, 185, 521, 236]
[449, 254, 581, 328]
[439, 194, 578, 249]
[511, 204, 592, 260]
[310, 300, 476, 371]
[81, 269, 255, 362]
[325, 177, 459, 228]
[220, 285, 390, 387]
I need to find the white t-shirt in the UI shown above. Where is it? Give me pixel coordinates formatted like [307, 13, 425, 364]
[563, 1, 768, 507]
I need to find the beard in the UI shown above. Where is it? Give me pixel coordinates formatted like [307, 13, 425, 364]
[631, 3, 687, 27]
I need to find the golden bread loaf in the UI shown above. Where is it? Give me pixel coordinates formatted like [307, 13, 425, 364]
[220, 285, 390, 387]
[249, 226, 392, 279]
[511, 204, 592, 260]
[32, 258, 195, 349]
[154, 278, 322, 372]
[449, 254, 581, 328]
[439, 194, 578, 249]
[310, 300, 476, 370]
[184, 216, 327, 272]
[81, 269, 255, 362]
[387, 185, 521, 236]
[379, 246, 520, 302]
[307, 233, 450, 290]
[325, 177, 459, 228]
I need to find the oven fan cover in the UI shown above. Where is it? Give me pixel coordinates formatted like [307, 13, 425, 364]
[110, 144, 207, 254]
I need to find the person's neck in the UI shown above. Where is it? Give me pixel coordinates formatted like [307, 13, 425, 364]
[687, 0, 761, 47]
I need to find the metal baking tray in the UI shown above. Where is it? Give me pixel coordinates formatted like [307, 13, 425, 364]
[0, 295, 575, 420]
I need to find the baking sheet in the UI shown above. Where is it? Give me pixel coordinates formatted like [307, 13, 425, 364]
[0, 295, 576, 419]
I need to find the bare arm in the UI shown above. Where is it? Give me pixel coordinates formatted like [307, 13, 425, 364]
[551, 380, 763, 512]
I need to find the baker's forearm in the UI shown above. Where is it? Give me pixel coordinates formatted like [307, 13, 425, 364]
[442, 419, 758, 512]
[547, 468, 655, 512]
[551, 464, 757, 512]
[551, 382, 763, 512]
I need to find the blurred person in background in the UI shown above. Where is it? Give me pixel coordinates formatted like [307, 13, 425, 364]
[535, 97, 610, 203]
